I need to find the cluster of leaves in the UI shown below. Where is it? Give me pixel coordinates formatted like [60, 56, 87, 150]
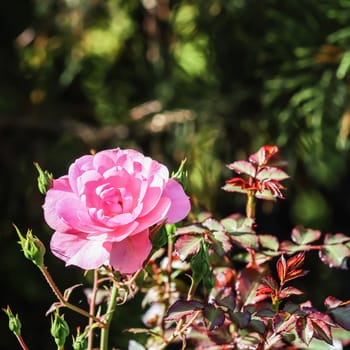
[129, 146, 350, 350]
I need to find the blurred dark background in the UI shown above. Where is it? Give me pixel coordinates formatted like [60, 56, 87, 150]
[1, 0, 350, 348]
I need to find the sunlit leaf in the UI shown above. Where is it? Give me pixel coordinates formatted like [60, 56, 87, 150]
[175, 224, 207, 236]
[256, 166, 289, 181]
[174, 234, 203, 260]
[230, 232, 259, 250]
[291, 226, 321, 245]
[324, 233, 350, 245]
[259, 234, 279, 251]
[203, 304, 225, 330]
[319, 244, 350, 269]
[255, 189, 277, 201]
[227, 160, 256, 177]
[222, 183, 247, 194]
[165, 300, 204, 321]
[202, 218, 224, 231]
[220, 215, 255, 234]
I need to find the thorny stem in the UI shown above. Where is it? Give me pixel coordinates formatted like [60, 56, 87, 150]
[39, 265, 104, 326]
[87, 269, 99, 350]
[159, 310, 202, 350]
[246, 190, 256, 220]
[246, 190, 257, 267]
[100, 281, 119, 350]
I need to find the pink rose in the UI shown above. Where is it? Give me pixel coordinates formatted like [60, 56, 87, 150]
[43, 148, 190, 274]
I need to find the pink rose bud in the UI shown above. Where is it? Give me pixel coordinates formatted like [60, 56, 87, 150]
[43, 148, 191, 274]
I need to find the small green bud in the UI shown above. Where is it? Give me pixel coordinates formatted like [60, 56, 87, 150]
[171, 158, 188, 190]
[51, 310, 70, 348]
[72, 327, 88, 350]
[34, 162, 53, 195]
[3, 306, 22, 337]
[14, 225, 46, 267]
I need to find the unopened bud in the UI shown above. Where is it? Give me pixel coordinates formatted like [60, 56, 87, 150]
[51, 310, 70, 348]
[34, 162, 53, 194]
[14, 225, 46, 267]
[72, 327, 88, 350]
[3, 306, 22, 337]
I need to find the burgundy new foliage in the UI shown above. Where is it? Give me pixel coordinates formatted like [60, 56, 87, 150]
[130, 145, 350, 349]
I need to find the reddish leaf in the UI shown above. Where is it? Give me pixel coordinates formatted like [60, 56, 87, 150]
[311, 320, 333, 345]
[210, 231, 232, 256]
[249, 145, 279, 166]
[291, 226, 321, 245]
[277, 254, 287, 284]
[174, 234, 203, 260]
[165, 300, 204, 321]
[286, 252, 305, 270]
[227, 160, 256, 177]
[203, 304, 225, 331]
[236, 268, 266, 306]
[256, 166, 289, 181]
[296, 317, 314, 345]
[324, 296, 343, 309]
[279, 286, 304, 299]
[272, 311, 296, 334]
[261, 275, 279, 291]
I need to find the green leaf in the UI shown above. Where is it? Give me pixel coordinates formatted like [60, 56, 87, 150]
[203, 304, 225, 330]
[227, 160, 256, 177]
[324, 233, 350, 245]
[329, 304, 350, 331]
[191, 243, 210, 285]
[231, 311, 251, 329]
[291, 226, 321, 245]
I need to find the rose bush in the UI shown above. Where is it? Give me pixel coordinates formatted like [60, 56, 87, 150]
[43, 148, 190, 273]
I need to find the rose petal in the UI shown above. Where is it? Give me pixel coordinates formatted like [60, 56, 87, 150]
[51, 232, 112, 270]
[110, 230, 152, 274]
[163, 179, 191, 223]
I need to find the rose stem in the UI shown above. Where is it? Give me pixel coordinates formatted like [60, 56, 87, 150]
[39, 265, 103, 325]
[16, 335, 29, 350]
[100, 281, 119, 350]
[87, 269, 99, 350]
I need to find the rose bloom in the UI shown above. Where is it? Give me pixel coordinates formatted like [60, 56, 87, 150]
[43, 148, 191, 274]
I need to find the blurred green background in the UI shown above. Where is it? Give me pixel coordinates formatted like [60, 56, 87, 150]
[1, 0, 350, 348]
